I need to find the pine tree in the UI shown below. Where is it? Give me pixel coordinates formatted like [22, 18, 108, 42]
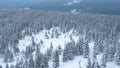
[25, 46, 34, 58]
[4, 48, 14, 62]
[51, 32, 54, 38]
[5, 63, 9, 68]
[41, 55, 49, 68]
[0, 65, 2, 68]
[58, 45, 62, 55]
[115, 42, 120, 65]
[83, 41, 89, 58]
[50, 42, 53, 49]
[53, 50, 59, 68]
[40, 40, 44, 44]
[75, 38, 83, 55]
[45, 31, 49, 39]
[46, 48, 52, 59]
[63, 41, 75, 62]
[13, 45, 20, 55]
[10, 64, 14, 68]
[28, 55, 34, 68]
[86, 58, 92, 68]
[55, 29, 59, 38]
[101, 52, 107, 68]
[15, 63, 20, 68]
[107, 45, 115, 61]
[92, 59, 101, 68]
[32, 36, 36, 46]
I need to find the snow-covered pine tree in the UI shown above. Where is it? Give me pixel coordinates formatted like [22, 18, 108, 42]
[10, 64, 14, 68]
[45, 31, 49, 39]
[32, 36, 36, 46]
[25, 46, 34, 58]
[83, 40, 89, 58]
[53, 50, 59, 68]
[50, 42, 53, 49]
[107, 44, 115, 61]
[51, 32, 54, 38]
[86, 58, 92, 68]
[40, 55, 49, 68]
[28, 55, 34, 68]
[115, 41, 120, 65]
[62, 46, 68, 62]
[40, 40, 44, 44]
[58, 45, 62, 55]
[63, 41, 75, 62]
[46, 48, 53, 59]
[55, 29, 59, 38]
[4, 48, 14, 63]
[0, 65, 2, 68]
[75, 38, 83, 55]
[92, 59, 101, 68]
[101, 49, 107, 68]
[5, 63, 9, 68]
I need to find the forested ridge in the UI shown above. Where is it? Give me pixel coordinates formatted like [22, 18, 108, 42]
[0, 9, 120, 68]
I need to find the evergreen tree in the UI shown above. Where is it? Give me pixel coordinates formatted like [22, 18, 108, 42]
[5, 63, 9, 68]
[92, 59, 101, 68]
[53, 50, 59, 68]
[101, 52, 107, 68]
[32, 36, 36, 46]
[15, 63, 20, 68]
[50, 42, 53, 49]
[46, 48, 52, 59]
[83, 41, 89, 58]
[115, 42, 120, 65]
[40, 40, 44, 44]
[45, 31, 49, 39]
[13, 46, 20, 55]
[41, 55, 49, 68]
[86, 58, 92, 68]
[58, 45, 62, 55]
[10, 64, 14, 68]
[75, 38, 83, 55]
[4, 48, 14, 62]
[28, 55, 34, 68]
[51, 32, 54, 38]
[55, 29, 59, 38]
[0, 65, 2, 68]
[25, 46, 34, 58]
[63, 41, 75, 62]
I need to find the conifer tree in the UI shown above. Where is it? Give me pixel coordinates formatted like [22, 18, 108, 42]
[5, 63, 9, 68]
[0, 65, 2, 68]
[53, 50, 59, 68]
[83, 41, 89, 58]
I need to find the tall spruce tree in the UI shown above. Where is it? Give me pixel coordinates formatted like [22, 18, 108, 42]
[53, 50, 59, 68]
[83, 41, 89, 58]
[115, 42, 120, 65]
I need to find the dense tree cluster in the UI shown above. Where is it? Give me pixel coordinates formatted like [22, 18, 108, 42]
[0, 9, 120, 68]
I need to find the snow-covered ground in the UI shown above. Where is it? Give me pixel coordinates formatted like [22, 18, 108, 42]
[0, 27, 119, 68]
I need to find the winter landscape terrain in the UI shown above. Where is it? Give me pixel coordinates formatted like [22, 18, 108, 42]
[0, 9, 120, 68]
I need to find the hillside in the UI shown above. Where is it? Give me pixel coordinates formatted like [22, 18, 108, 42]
[0, 9, 120, 68]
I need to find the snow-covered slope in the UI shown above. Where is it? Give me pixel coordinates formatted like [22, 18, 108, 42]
[0, 27, 119, 68]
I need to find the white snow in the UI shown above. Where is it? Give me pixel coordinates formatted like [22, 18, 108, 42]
[0, 27, 119, 68]
[89, 41, 94, 59]
[18, 28, 79, 53]
[59, 56, 87, 68]
[107, 62, 119, 68]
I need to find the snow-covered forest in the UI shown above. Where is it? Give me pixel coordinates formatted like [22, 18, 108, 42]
[0, 9, 120, 68]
